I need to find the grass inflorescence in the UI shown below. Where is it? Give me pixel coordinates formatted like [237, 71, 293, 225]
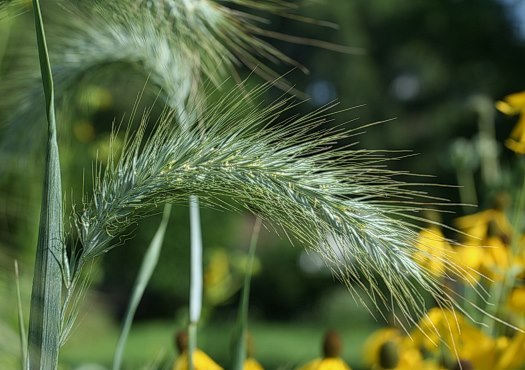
[65, 83, 468, 340]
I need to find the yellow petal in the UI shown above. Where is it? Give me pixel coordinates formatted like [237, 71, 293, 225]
[506, 135, 525, 154]
[495, 332, 525, 370]
[244, 358, 264, 370]
[508, 287, 525, 313]
[503, 91, 525, 112]
[296, 358, 322, 370]
[363, 328, 402, 366]
[413, 227, 452, 277]
[173, 350, 223, 370]
[496, 100, 518, 115]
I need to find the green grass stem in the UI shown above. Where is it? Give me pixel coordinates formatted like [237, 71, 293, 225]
[188, 195, 203, 370]
[113, 203, 172, 370]
[231, 216, 262, 370]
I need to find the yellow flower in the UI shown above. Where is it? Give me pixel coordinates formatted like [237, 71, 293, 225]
[363, 327, 437, 370]
[496, 91, 525, 115]
[496, 91, 525, 153]
[296, 358, 351, 370]
[173, 349, 223, 370]
[204, 248, 235, 305]
[244, 332, 264, 370]
[455, 244, 484, 283]
[480, 236, 511, 280]
[494, 332, 525, 370]
[244, 357, 264, 370]
[173, 330, 223, 370]
[296, 331, 352, 370]
[455, 208, 512, 245]
[363, 328, 401, 367]
[454, 205, 515, 281]
[412, 226, 453, 277]
[411, 308, 497, 370]
[508, 286, 525, 313]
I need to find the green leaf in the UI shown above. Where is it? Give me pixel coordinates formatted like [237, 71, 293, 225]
[27, 1, 64, 369]
[231, 216, 262, 370]
[113, 203, 172, 370]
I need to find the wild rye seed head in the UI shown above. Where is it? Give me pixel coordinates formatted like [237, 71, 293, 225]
[70, 84, 471, 332]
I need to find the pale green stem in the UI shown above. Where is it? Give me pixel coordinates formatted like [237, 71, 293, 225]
[113, 204, 172, 370]
[28, 1, 64, 369]
[475, 96, 500, 188]
[231, 216, 262, 370]
[15, 260, 28, 369]
[188, 195, 202, 370]
[456, 169, 477, 212]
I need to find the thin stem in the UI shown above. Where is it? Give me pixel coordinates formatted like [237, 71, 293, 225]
[456, 169, 477, 212]
[188, 195, 203, 370]
[113, 204, 172, 370]
[231, 216, 262, 370]
[475, 96, 500, 188]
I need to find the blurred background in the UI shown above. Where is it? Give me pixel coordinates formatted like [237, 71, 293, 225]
[1, 0, 525, 369]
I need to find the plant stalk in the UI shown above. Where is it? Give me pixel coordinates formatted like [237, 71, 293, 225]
[27, 1, 64, 369]
[231, 216, 262, 370]
[113, 204, 172, 370]
[188, 195, 203, 370]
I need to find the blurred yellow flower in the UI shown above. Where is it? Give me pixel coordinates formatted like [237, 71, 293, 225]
[363, 327, 440, 370]
[454, 206, 515, 281]
[173, 350, 223, 370]
[455, 208, 512, 245]
[204, 248, 235, 305]
[173, 331, 223, 370]
[494, 332, 525, 370]
[412, 308, 497, 370]
[508, 286, 525, 313]
[496, 91, 525, 153]
[244, 332, 264, 370]
[244, 357, 264, 370]
[297, 330, 352, 370]
[455, 244, 484, 283]
[412, 226, 453, 277]
[204, 248, 262, 306]
[296, 358, 351, 370]
[480, 236, 511, 280]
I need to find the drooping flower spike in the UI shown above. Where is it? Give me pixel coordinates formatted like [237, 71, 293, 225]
[63, 82, 481, 341]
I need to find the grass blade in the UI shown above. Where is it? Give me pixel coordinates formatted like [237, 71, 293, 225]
[112, 203, 172, 370]
[27, 0, 63, 369]
[231, 216, 262, 370]
[15, 260, 28, 369]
